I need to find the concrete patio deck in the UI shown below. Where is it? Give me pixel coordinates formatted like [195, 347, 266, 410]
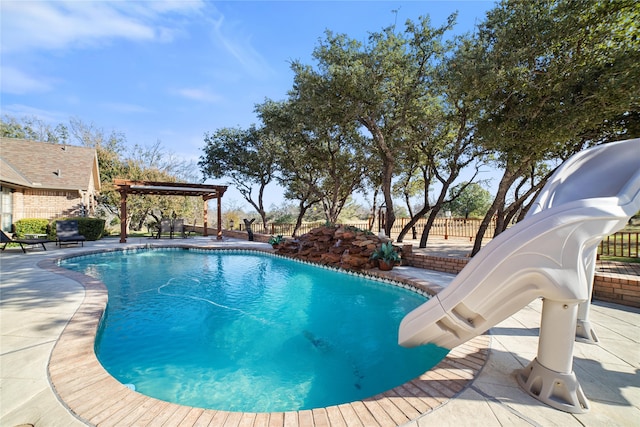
[1, 236, 638, 426]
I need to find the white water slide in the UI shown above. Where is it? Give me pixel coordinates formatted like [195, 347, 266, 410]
[399, 138, 640, 413]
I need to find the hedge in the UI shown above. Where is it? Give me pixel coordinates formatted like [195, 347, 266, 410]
[14, 218, 50, 238]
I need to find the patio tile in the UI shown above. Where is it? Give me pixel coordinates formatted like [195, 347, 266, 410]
[411, 387, 506, 427]
[152, 403, 194, 427]
[486, 385, 584, 426]
[0, 340, 52, 379]
[106, 394, 164, 426]
[574, 400, 640, 426]
[573, 340, 636, 367]
[193, 409, 218, 427]
[0, 382, 86, 427]
[129, 399, 175, 426]
[0, 309, 74, 337]
[574, 358, 639, 406]
[0, 334, 55, 355]
[592, 301, 640, 323]
[324, 405, 346, 426]
[0, 377, 43, 416]
[310, 408, 330, 427]
[237, 411, 257, 427]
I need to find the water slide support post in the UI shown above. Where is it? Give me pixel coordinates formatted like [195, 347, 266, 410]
[575, 252, 599, 343]
[516, 299, 590, 413]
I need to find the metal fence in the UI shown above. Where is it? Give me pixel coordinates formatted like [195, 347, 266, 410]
[239, 220, 639, 258]
[598, 232, 639, 258]
[240, 217, 498, 241]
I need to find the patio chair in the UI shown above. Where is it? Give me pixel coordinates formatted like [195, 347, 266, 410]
[156, 219, 172, 239]
[1, 230, 51, 253]
[56, 220, 86, 247]
[172, 219, 186, 238]
[184, 219, 197, 237]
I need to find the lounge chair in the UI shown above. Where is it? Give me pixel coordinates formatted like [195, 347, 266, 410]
[56, 220, 86, 247]
[1, 230, 51, 253]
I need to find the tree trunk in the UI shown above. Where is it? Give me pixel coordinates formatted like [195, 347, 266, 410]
[361, 118, 396, 237]
[471, 162, 526, 256]
[419, 205, 445, 248]
[381, 157, 396, 237]
[243, 218, 256, 241]
[292, 202, 309, 238]
[397, 205, 430, 243]
[397, 165, 433, 242]
[368, 187, 379, 232]
[418, 170, 457, 248]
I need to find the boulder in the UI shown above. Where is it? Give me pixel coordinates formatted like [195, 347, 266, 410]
[273, 226, 401, 271]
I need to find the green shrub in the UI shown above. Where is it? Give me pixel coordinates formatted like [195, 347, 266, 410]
[14, 218, 49, 238]
[344, 225, 374, 235]
[51, 217, 106, 241]
[268, 235, 284, 245]
[370, 241, 401, 262]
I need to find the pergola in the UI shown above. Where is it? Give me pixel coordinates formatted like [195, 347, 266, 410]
[113, 179, 227, 243]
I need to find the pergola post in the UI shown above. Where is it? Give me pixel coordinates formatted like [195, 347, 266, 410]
[119, 191, 127, 243]
[217, 193, 223, 240]
[203, 198, 209, 237]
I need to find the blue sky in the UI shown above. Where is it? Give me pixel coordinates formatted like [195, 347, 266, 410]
[1, 0, 497, 209]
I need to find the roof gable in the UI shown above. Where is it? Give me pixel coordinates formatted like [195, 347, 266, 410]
[0, 137, 101, 191]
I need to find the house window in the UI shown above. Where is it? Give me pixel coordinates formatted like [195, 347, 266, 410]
[0, 186, 12, 232]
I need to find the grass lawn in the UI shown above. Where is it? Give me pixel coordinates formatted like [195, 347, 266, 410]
[600, 256, 640, 264]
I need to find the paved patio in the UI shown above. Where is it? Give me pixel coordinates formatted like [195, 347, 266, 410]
[1, 236, 638, 426]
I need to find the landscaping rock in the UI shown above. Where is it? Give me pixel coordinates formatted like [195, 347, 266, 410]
[273, 225, 401, 271]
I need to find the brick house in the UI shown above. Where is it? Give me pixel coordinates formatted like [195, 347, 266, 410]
[0, 137, 101, 231]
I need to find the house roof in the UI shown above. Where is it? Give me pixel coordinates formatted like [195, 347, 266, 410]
[0, 137, 101, 192]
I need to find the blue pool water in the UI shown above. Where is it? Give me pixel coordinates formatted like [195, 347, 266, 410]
[60, 249, 448, 412]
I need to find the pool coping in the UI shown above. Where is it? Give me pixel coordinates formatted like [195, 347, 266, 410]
[43, 245, 490, 427]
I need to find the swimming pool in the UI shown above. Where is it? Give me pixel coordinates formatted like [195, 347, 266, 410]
[60, 248, 448, 412]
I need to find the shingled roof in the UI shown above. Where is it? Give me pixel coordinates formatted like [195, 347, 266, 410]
[0, 137, 100, 191]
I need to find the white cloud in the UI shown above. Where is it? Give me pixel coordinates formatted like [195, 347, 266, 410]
[0, 0, 205, 54]
[208, 14, 276, 79]
[0, 66, 53, 94]
[172, 87, 223, 103]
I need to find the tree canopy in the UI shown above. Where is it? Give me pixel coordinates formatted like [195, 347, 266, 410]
[467, 0, 640, 254]
[199, 125, 278, 230]
[197, 0, 638, 249]
[7, 0, 638, 246]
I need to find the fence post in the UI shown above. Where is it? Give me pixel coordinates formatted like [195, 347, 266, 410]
[444, 211, 451, 239]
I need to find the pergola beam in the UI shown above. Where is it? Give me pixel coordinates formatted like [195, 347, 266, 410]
[113, 179, 227, 243]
